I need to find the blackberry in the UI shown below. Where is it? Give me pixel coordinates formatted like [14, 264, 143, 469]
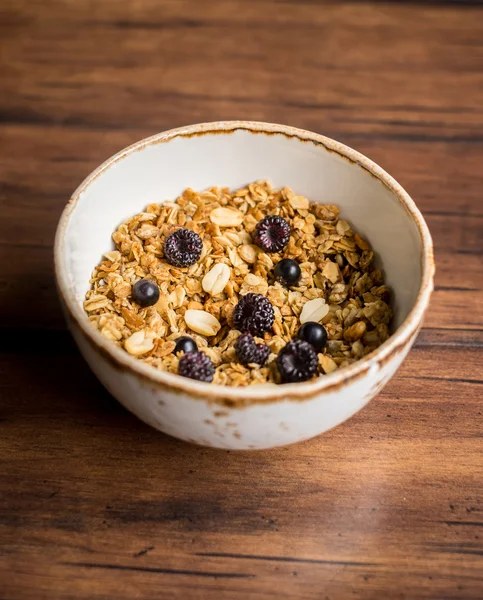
[253, 215, 291, 253]
[178, 351, 214, 382]
[235, 334, 270, 366]
[276, 340, 318, 383]
[233, 293, 275, 336]
[164, 228, 203, 267]
[131, 279, 160, 307]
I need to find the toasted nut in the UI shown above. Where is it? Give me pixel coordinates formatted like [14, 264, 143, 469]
[319, 354, 338, 374]
[124, 330, 154, 356]
[336, 220, 351, 235]
[187, 300, 204, 311]
[289, 195, 309, 211]
[174, 286, 186, 307]
[256, 253, 274, 270]
[300, 298, 329, 324]
[228, 247, 247, 269]
[202, 263, 231, 296]
[212, 235, 232, 248]
[329, 283, 348, 304]
[121, 307, 145, 329]
[203, 346, 222, 366]
[240, 273, 269, 296]
[103, 250, 121, 262]
[322, 261, 340, 284]
[137, 223, 160, 240]
[238, 244, 258, 264]
[344, 321, 367, 342]
[97, 314, 124, 341]
[107, 273, 131, 298]
[210, 207, 244, 227]
[354, 233, 370, 250]
[153, 295, 169, 317]
[156, 340, 176, 357]
[84, 295, 110, 312]
[184, 309, 221, 336]
[168, 286, 186, 308]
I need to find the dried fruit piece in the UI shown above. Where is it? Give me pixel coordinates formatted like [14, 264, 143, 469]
[210, 207, 244, 227]
[202, 263, 231, 296]
[184, 309, 221, 337]
[300, 298, 329, 324]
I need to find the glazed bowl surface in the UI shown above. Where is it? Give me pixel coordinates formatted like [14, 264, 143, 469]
[54, 121, 434, 449]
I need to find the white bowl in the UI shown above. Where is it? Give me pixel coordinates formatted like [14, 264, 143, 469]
[54, 121, 434, 450]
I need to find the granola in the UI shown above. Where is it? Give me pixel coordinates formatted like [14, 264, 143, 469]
[84, 181, 392, 386]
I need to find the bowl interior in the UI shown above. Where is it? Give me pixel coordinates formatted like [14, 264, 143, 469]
[60, 126, 422, 333]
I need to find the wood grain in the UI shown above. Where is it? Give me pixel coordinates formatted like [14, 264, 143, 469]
[0, 1, 482, 598]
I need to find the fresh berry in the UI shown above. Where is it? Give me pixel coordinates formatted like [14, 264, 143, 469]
[164, 228, 203, 267]
[235, 334, 270, 366]
[174, 336, 198, 355]
[233, 293, 275, 336]
[274, 258, 301, 287]
[131, 279, 160, 307]
[276, 340, 318, 383]
[178, 351, 214, 382]
[297, 322, 328, 352]
[253, 216, 291, 253]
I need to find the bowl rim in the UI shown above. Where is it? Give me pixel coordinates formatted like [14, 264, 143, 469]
[54, 120, 435, 405]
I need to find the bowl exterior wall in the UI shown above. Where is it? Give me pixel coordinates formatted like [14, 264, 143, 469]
[69, 316, 416, 449]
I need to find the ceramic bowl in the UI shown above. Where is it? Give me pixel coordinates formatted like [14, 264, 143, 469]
[54, 121, 434, 450]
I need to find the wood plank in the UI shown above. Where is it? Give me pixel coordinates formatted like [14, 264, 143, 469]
[0, 347, 482, 600]
[2, 126, 483, 219]
[2, 2, 483, 144]
[0, 246, 481, 339]
[1, 0, 483, 598]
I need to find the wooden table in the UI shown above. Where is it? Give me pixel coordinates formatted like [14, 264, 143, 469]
[1, 1, 482, 598]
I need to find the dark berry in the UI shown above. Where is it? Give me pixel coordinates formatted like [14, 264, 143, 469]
[131, 279, 160, 307]
[235, 334, 270, 366]
[178, 351, 214, 382]
[297, 322, 328, 352]
[276, 340, 318, 383]
[253, 216, 291, 253]
[233, 293, 275, 336]
[164, 228, 203, 267]
[174, 336, 198, 355]
[274, 258, 301, 287]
